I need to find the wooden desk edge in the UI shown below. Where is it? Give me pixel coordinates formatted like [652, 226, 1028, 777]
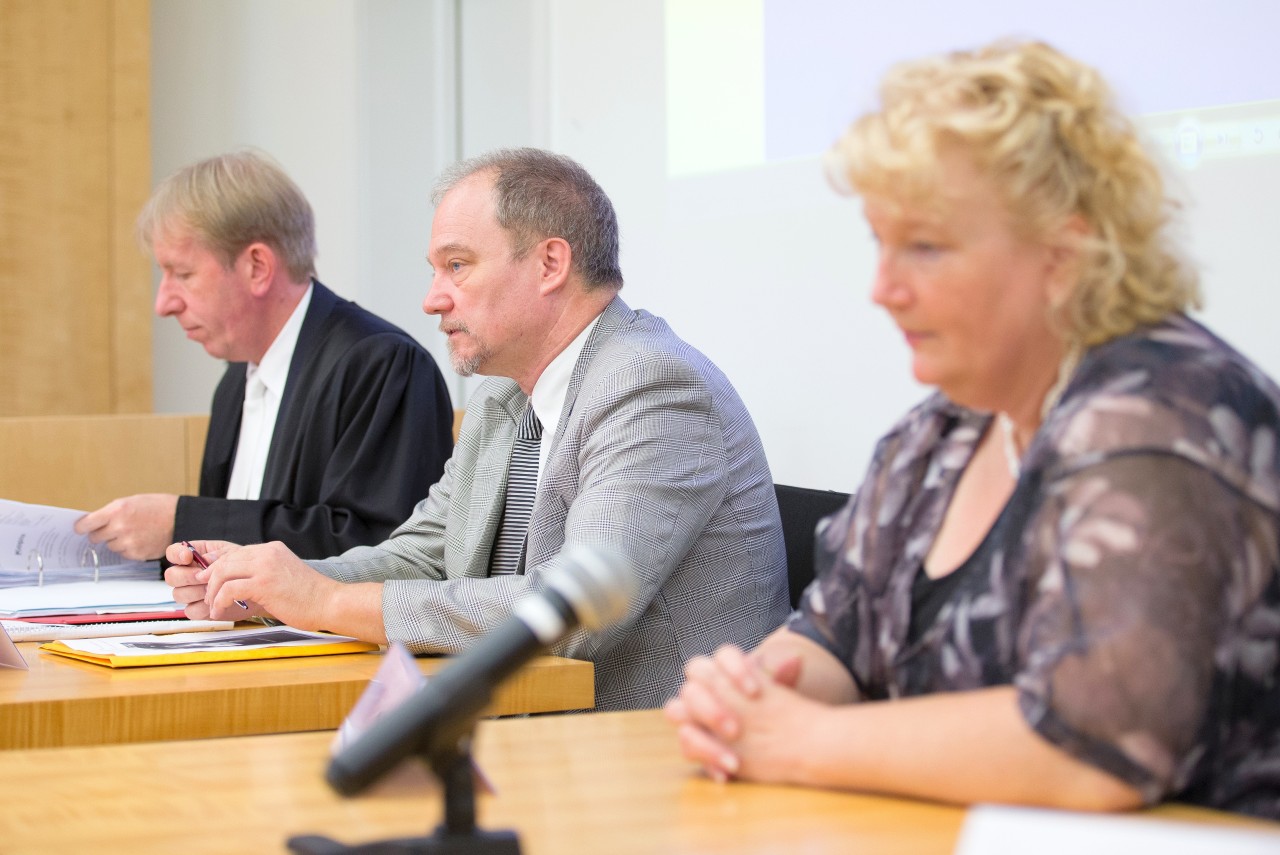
[1, 710, 1273, 855]
[0, 647, 593, 749]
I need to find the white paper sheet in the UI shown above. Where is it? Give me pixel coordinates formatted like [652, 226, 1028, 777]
[954, 804, 1280, 855]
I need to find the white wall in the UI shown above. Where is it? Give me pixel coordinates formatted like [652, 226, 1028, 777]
[530, 0, 1280, 491]
[150, 0, 1280, 493]
[150, 0, 457, 412]
[536, 0, 915, 490]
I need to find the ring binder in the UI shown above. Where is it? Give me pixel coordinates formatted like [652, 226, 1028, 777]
[23, 549, 99, 586]
[81, 546, 101, 584]
[1, 498, 158, 589]
[27, 549, 43, 588]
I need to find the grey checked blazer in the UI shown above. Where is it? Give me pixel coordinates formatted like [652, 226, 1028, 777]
[310, 298, 789, 710]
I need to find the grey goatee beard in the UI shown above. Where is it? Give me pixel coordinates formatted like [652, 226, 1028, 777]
[450, 349, 484, 377]
[445, 326, 489, 377]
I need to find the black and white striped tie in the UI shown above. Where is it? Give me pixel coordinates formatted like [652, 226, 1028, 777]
[489, 404, 543, 575]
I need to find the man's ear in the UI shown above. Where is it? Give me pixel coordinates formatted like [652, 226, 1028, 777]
[536, 237, 573, 296]
[238, 242, 278, 297]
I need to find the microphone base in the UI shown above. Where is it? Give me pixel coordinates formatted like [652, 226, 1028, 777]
[286, 829, 520, 855]
[292, 736, 520, 855]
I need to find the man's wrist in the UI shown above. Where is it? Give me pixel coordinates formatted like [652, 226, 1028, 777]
[322, 580, 388, 644]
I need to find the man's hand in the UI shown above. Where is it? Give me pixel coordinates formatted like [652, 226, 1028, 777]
[76, 494, 180, 560]
[164, 540, 386, 641]
[196, 541, 344, 632]
[164, 540, 242, 620]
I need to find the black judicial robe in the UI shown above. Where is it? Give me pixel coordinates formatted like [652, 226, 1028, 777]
[173, 281, 453, 558]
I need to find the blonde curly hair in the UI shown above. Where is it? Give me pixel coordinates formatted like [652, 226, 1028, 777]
[831, 40, 1199, 346]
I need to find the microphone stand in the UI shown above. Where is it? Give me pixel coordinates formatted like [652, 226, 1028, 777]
[286, 728, 521, 854]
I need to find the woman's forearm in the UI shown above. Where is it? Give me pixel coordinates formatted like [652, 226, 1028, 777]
[788, 686, 1144, 811]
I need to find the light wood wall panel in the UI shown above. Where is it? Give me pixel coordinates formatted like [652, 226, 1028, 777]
[184, 413, 209, 496]
[110, 0, 154, 412]
[0, 0, 152, 416]
[0, 413, 207, 511]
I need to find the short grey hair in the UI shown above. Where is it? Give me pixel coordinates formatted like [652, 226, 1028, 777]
[433, 148, 623, 290]
[137, 150, 317, 282]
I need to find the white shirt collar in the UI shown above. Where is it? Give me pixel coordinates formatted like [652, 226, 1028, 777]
[528, 313, 602, 476]
[245, 282, 313, 396]
[226, 283, 313, 500]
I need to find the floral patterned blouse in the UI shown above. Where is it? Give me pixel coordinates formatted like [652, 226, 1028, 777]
[789, 315, 1280, 819]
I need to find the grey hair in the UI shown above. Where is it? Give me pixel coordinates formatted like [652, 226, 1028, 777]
[432, 148, 623, 290]
[137, 149, 317, 282]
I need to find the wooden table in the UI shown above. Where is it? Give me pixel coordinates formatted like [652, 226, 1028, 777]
[0, 710, 1274, 855]
[0, 641, 593, 749]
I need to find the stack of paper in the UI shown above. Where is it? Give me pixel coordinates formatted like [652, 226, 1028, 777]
[2, 618, 234, 643]
[0, 580, 180, 619]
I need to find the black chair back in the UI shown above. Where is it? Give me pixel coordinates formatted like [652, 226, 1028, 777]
[774, 484, 851, 609]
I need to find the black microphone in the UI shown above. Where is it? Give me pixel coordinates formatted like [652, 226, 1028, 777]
[325, 544, 632, 796]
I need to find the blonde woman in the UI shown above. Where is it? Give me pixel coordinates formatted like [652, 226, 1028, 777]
[666, 40, 1280, 818]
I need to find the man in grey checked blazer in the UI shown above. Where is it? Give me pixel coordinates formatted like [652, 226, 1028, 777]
[164, 148, 790, 710]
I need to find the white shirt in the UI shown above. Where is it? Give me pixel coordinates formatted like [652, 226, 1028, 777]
[225, 284, 313, 501]
[527, 314, 601, 484]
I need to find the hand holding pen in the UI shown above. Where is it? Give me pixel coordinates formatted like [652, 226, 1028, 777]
[181, 541, 249, 609]
[179, 541, 283, 627]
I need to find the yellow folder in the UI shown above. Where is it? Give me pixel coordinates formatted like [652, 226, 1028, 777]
[39, 627, 379, 668]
